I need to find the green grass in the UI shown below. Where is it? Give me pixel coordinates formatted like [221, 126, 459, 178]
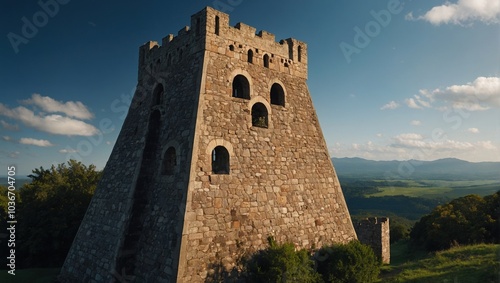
[1, 244, 498, 283]
[0, 268, 59, 283]
[381, 242, 500, 283]
[368, 180, 500, 199]
[369, 186, 453, 198]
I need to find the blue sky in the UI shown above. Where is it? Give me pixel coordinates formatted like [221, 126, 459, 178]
[1, 0, 499, 176]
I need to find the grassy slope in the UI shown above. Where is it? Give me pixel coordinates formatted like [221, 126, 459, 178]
[1, 245, 498, 282]
[0, 268, 59, 283]
[381, 242, 500, 283]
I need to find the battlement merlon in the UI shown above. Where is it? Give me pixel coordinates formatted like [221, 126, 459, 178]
[138, 6, 308, 79]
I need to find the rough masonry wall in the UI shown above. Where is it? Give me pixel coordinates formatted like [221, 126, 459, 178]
[60, 6, 357, 283]
[132, 46, 205, 282]
[59, 80, 154, 282]
[178, 7, 357, 281]
[60, 20, 206, 283]
[355, 217, 390, 264]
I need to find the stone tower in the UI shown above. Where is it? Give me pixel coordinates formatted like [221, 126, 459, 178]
[59, 7, 356, 282]
[355, 217, 390, 264]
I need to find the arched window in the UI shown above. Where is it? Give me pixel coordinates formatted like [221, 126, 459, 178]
[247, 49, 253, 63]
[263, 54, 270, 68]
[270, 83, 285, 107]
[153, 84, 164, 106]
[232, 75, 250, 99]
[252, 103, 268, 128]
[162, 147, 176, 175]
[298, 46, 302, 62]
[215, 16, 220, 35]
[212, 146, 229, 174]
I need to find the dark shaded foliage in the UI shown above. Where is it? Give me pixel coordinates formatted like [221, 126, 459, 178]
[410, 192, 499, 251]
[316, 240, 380, 283]
[246, 237, 321, 283]
[15, 160, 101, 267]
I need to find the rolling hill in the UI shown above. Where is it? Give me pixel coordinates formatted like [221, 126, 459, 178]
[332, 157, 500, 180]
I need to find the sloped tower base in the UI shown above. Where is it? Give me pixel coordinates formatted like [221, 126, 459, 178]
[60, 7, 356, 283]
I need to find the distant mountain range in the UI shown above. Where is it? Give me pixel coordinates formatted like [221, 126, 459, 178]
[332, 157, 500, 180]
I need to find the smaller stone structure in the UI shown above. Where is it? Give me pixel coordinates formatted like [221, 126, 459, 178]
[355, 217, 390, 264]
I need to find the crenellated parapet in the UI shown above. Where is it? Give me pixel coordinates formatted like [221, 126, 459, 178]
[138, 6, 307, 80]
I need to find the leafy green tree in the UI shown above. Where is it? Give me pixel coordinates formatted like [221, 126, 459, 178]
[316, 240, 380, 283]
[246, 237, 321, 283]
[410, 193, 497, 251]
[483, 191, 499, 243]
[17, 160, 101, 267]
[390, 222, 409, 243]
[0, 185, 14, 226]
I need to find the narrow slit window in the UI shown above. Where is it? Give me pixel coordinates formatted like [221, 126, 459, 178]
[215, 16, 220, 35]
[153, 84, 164, 106]
[162, 147, 176, 175]
[298, 46, 302, 62]
[247, 49, 253, 63]
[263, 54, 270, 68]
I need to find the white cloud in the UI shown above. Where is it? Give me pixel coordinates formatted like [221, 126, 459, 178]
[0, 104, 100, 136]
[396, 133, 424, 140]
[476, 140, 497, 149]
[9, 151, 20, 158]
[405, 98, 422, 109]
[19, 138, 54, 147]
[406, 77, 500, 111]
[411, 120, 422, 126]
[22, 93, 94, 120]
[405, 93, 433, 109]
[380, 101, 400, 110]
[408, 0, 500, 25]
[59, 148, 79, 154]
[329, 133, 500, 162]
[467, 127, 480, 133]
[1, 120, 19, 131]
[432, 77, 500, 110]
[2, 136, 13, 142]
[414, 94, 432, 108]
[330, 134, 498, 162]
[391, 133, 496, 152]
